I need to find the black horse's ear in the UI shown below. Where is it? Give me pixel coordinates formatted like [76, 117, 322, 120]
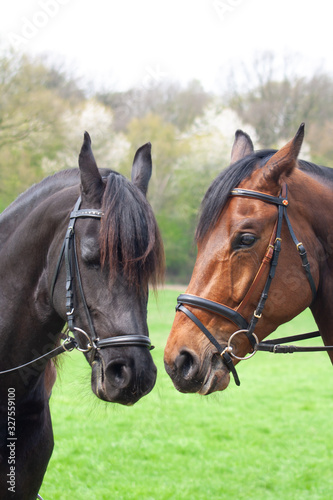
[131, 143, 152, 197]
[78, 132, 104, 203]
[230, 130, 254, 164]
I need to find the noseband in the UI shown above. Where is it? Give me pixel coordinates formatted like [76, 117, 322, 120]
[176, 183, 318, 386]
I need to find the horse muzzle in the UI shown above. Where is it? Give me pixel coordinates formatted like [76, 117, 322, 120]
[91, 348, 157, 405]
[164, 348, 231, 395]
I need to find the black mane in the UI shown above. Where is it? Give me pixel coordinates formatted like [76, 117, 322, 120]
[196, 150, 333, 242]
[100, 172, 164, 289]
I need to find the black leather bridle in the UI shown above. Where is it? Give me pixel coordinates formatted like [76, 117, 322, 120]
[176, 183, 332, 386]
[51, 196, 153, 354]
[0, 197, 152, 376]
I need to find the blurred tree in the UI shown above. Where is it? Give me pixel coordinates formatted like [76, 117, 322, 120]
[226, 51, 333, 164]
[97, 79, 211, 132]
[44, 98, 130, 175]
[33, 55, 85, 104]
[124, 113, 196, 280]
[125, 113, 190, 211]
[0, 52, 71, 209]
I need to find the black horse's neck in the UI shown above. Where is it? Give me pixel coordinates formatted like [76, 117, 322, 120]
[0, 174, 82, 391]
[0, 174, 75, 498]
[0, 170, 80, 246]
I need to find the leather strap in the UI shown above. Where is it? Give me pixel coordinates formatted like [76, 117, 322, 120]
[0, 337, 77, 375]
[231, 188, 288, 206]
[0, 332, 154, 376]
[236, 219, 278, 315]
[256, 331, 333, 353]
[70, 209, 103, 219]
[96, 335, 153, 349]
[176, 304, 241, 386]
[283, 208, 317, 302]
[244, 189, 285, 345]
[177, 304, 225, 354]
[177, 294, 248, 330]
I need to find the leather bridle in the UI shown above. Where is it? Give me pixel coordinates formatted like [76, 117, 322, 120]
[51, 196, 153, 354]
[176, 183, 327, 386]
[0, 197, 152, 376]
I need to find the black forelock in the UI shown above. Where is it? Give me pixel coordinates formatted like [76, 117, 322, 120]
[100, 171, 164, 289]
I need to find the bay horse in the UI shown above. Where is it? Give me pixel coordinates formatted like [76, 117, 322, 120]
[0, 133, 164, 500]
[164, 123, 333, 395]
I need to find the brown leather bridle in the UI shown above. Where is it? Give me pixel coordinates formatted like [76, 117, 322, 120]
[176, 183, 322, 386]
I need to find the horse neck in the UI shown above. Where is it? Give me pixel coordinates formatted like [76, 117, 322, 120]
[0, 170, 79, 244]
[291, 169, 333, 356]
[0, 175, 79, 380]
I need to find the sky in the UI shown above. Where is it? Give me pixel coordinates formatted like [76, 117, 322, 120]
[1, 0, 333, 93]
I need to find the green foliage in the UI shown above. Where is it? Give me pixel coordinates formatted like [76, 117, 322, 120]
[40, 290, 333, 500]
[156, 213, 197, 282]
[0, 52, 72, 209]
[125, 113, 190, 212]
[227, 51, 333, 164]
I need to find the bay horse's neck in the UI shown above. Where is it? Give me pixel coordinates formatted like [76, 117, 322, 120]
[291, 168, 333, 359]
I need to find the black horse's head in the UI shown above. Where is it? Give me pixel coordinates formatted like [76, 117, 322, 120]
[51, 133, 164, 405]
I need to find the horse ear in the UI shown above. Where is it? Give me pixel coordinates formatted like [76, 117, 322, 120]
[262, 123, 304, 187]
[78, 132, 104, 203]
[230, 130, 254, 164]
[131, 142, 152, 197]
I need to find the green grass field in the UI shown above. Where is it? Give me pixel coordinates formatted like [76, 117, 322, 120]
[40, 289, 333, 500]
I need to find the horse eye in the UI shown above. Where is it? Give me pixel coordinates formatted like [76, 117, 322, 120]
[81, 238, 101, 268]
[234, 233, 257, 249]
[87, 259, 101, 270]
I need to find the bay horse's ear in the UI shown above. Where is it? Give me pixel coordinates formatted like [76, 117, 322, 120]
[230, 130, 254, 164]
[263, 123, 305, 186]
[78, 132, 104, 203]
[131, 142, 152, 197]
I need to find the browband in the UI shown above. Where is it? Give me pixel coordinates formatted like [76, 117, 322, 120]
[230, 188, 288, 206]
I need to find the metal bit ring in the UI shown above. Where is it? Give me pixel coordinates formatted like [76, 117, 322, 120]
[227, 329, 259, 360]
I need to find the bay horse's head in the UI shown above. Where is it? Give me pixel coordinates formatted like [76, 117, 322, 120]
[51, 133, 164, 405]
[164, 124, 321, 395]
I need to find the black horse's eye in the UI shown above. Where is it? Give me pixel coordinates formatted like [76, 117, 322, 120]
[233, 233, 257, 249]
[81, 238, 101, 268]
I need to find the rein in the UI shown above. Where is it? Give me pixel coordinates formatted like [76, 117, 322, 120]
[0, 197, 153, 377]
[176, 183, 328, 386]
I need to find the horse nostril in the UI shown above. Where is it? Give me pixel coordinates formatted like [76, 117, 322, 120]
[106, 360, 132, 389]
[175, 350, 199, 380]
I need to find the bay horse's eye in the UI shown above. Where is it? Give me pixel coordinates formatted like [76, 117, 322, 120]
[233, 233, 257, 249]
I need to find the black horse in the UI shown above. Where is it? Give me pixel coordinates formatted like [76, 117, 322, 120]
[0, 133, 164, 499]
